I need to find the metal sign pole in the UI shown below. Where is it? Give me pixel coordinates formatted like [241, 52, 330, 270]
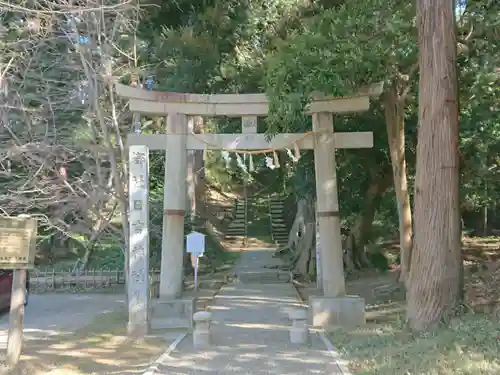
[194, 256, 199, 292]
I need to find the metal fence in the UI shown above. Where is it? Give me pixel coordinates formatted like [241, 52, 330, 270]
[30, 268, 161, 293]
[29, 268, 229, 295]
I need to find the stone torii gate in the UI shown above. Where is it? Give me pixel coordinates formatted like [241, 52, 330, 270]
[117, 83, 383, 337]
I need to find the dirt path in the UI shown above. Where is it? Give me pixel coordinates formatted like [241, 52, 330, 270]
[0, 294, 124, 338]
[0, 294, 172, 375]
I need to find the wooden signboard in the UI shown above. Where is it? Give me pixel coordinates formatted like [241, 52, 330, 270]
[0, 216, 37, 269]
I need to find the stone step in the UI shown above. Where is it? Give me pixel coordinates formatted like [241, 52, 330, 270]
[235, 270, 290, 284]
[227, 222, 246, 226]
[225, 236, 246, 242]
[226, 234, 246, 238]
[227, 229, 246, 233]
[274, 239, 289, 243]
[227, 227, 246, 232]
[227, 224, 246, 231]
[273, 228, 288, 233]
[227, 228, 245, 232]
[274, 238, 288, 243]
[272, 226, 287, 230]
[272, 225, 287, 229]
[272, 220, 286, 224]
[226, 233, 246, 237]
[274, 237, 288, 243]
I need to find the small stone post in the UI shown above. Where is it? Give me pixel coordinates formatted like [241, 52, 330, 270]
[289, 308, 308, 344]
[193, 311, 212, 349]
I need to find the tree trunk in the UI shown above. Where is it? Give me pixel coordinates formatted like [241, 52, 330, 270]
[383, 84, 413, 285]
[280, 197, 315, 277]
[295, 222, 315, 276]
[407, 0, 462, 331]
[352, 169, 393, 256]
[344, 169, 392, 270]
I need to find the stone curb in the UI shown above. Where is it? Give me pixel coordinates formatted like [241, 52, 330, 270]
[289, 275, 352, 375]
[142, 332, 187, 375]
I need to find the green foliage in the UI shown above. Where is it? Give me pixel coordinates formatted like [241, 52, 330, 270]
[3, 0, 500, 272]
[264, 0, 416, 133]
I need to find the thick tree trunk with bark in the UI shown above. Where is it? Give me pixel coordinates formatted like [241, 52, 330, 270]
[383, 84, 413, 285]
[407, 0, 462, 331]
[348, 169, 393, 269]
[279, 197, 316, 277]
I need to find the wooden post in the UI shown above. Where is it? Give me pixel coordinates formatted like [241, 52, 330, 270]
[7, 269, 27, 368]
[160, 113, 188, 299]
[128, 145, 150, 337]
[313, 112, 345, 297]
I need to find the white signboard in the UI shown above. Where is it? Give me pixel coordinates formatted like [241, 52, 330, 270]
[186, 231, 205, 292]
[186, 231, 205, 257]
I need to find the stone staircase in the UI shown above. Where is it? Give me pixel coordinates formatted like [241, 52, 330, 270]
[269, 197, 289, 247]
[225, 198, 248, 247]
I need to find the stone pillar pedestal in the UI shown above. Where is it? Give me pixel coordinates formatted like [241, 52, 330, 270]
[150, 298, 195, 332]
[309, 295, 366, 329]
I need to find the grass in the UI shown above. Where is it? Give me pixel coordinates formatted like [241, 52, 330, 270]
[322, 236, 500, 375]
[332, 314, 500, 375]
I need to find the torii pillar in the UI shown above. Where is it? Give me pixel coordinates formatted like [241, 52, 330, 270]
[313, 112, 345, 297]
[160, 113, 188, 299]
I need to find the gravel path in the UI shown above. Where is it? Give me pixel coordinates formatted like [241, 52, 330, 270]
[157, 249, 343, 374]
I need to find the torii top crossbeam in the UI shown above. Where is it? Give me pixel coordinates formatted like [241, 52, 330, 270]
[115, 83, 384, 117]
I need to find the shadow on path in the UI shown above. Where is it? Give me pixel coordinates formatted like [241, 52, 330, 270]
[158, 250, 342, 374]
